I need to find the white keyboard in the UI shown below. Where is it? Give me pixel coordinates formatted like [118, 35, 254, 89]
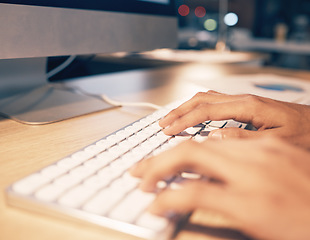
[6, 102, 247, 240]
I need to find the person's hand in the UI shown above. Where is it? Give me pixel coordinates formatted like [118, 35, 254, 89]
[159, 91, 310, 149]
[130, 137, 310, 240]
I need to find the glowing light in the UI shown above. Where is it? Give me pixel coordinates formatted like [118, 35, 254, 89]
[195, 6, 206, 18]
[204, 19, 217, 31]
[224, 12, 238, 26]
[178, 4, 190, 17]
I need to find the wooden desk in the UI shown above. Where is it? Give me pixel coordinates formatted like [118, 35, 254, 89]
[1, 64, 310, 240]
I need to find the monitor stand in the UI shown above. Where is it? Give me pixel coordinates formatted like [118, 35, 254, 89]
[0, 58, 117, 125]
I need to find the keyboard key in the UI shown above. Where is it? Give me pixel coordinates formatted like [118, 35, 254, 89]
[208, 120, 227, 128]
[84, 144, 105, 156]
[82, 174, 111, 190]
[83, 188, 124, 215]
[71, 151, 94, 163]
[58, 185, 97, 208]
[109, 189, 156, 223]
[225, 120, 242, 128]
[57, 157, 81, 170]
[69, 165, 96, 179]
[110, 158, 132, 173]
[83, 157, 110, 170]
[136, 212, 169, 232]
[95, 139, 115, 150]
[110, 177, 138, 193]
[12, 173, 50, 195]
[53, 174, 82, 189]
[168, 136, 191, 147]
[35, 183, 66, 202]
[183, 127, 200, 135]
[108, 144, 129, 156]
[193, 134, 207, 142]
[156, 131, 171, 141]
[97, 165, 123, 181]
[41, 165, 67, 179]
[193, 123, 205, 128]
[118, 139, 138, 150]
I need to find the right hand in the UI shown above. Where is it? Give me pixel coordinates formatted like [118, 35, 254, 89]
[131, 137, 310, 240]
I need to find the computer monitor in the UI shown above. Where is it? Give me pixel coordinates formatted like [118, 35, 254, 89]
[0, 0, 177, 124]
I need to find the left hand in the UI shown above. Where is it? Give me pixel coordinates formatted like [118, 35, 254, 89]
[159, 91, 310, 149]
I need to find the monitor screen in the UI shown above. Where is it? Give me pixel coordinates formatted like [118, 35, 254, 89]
[0, 0, 177, 124]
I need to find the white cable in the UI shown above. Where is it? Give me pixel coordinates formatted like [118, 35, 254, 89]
[46, 56, 162, 110]
[100, 94, 162, 110]
[46, 55, 77, 79]
[47, 58, 162, 110]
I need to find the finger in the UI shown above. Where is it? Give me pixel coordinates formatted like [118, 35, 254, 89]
[199, 137, 307, 182]
[162, 99, 258, 136]
[129, 141, 198, 181]
[135, 140, 248, 192]
[208, 124, 301, 142]
[149, 181, 241, 221]
[208, 128, 264, 140]
[199, 138, 277, 170]
[162, 106, 215, 135]
[159, 91, 248, 129]
[206, 90, 224, 95]
[129, 157, 150, 178]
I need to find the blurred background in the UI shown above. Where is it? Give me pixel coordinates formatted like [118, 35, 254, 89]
[49, 0, 310, 81]
[176, 0, 310, 69]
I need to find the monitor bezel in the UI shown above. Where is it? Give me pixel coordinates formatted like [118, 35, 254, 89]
[0, 0, 176, 16]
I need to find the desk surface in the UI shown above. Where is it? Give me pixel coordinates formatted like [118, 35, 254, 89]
[1, 63, 310, 240]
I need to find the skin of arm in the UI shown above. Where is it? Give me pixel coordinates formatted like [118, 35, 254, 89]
[130, 137, 310, 240]
[159, 90, 310, 149]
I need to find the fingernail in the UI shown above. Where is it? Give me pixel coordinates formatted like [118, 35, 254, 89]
[158, 120, 166, 127]
[209, 131, 223, 139]
[162, 127, 172, 135]
[162, 125, 169, 131]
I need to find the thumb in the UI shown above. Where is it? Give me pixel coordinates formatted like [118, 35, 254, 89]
[208, 128, 260, 140]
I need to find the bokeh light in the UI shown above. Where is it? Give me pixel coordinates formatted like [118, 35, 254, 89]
[204, 19, 217, 31]
[195, 6, 206, 18]
[188, 37, 198, 47]
[178, 4, 190, 17]
[224, 12, 238, 26]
